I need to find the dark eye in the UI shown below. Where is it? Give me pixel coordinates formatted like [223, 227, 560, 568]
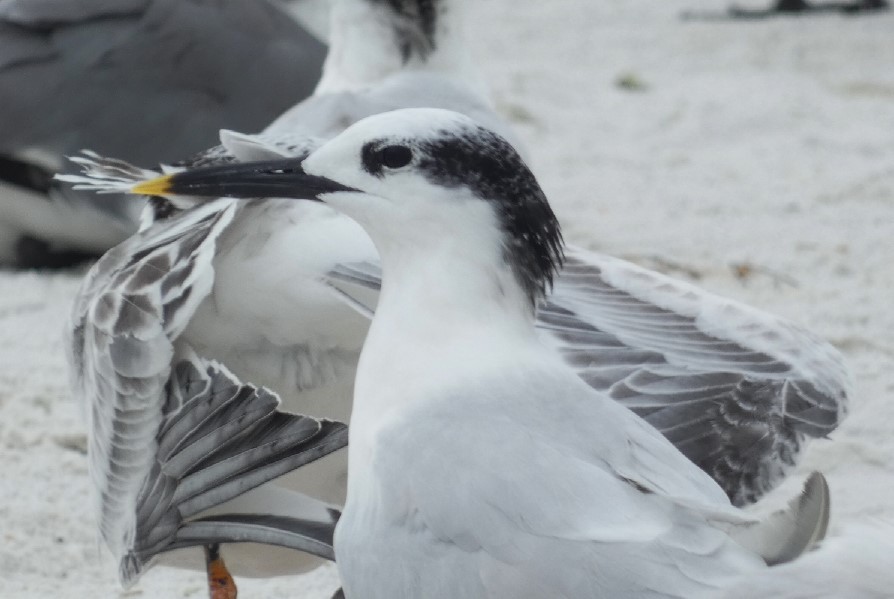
[378, 145, 413, 169]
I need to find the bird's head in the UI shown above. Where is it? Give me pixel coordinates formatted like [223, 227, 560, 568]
[133, 108, 564, 309]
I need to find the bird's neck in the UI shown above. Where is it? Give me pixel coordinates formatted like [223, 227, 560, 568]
[342, 226, 554, 503]
[351, 240, 541, 418]
[316, 0, 480, 93]
[346, 245, 543, 489]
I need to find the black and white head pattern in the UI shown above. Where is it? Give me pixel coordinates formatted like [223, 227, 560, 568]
[358, 118, 565, 308]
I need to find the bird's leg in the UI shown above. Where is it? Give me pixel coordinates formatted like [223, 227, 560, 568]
[205, 544, 237, 599]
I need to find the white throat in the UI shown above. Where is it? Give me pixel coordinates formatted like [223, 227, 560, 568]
[316, 0, 482, 93]
[349, 221, 540, 422]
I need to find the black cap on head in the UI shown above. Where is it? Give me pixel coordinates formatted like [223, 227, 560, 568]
[365, 123, 564, 307]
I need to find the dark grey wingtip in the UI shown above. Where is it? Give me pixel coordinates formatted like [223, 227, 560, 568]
[753, 471, 832, 566]
[543, 252, 851, 507]
[801, 471, 831, 551]
[119, 554, 139, 588]
[170, 512, 340, 561]
[120, 358, 349, 585]
[118, 507, 344, 586]
[781, 472, 830, 562]
[767, 471, 830, 565]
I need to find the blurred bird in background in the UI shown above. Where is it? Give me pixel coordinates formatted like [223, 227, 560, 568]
[0, 0, 326, 269]
[729, 0, 888, 17]
[683, 0, 888, 19]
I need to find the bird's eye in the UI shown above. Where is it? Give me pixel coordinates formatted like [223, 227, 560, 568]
[378, 145, 413, 169]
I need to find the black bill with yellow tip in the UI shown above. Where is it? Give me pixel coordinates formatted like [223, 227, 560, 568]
[131, 159, 357, 200]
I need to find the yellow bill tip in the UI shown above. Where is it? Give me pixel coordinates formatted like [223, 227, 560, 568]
[131, 174, 173, 196]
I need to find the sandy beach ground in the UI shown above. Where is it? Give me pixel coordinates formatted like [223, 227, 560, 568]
[1, 0, 892, 596]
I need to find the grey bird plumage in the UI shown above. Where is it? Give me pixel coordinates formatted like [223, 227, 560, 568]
[0, 0, 325, 267]
[68, 195, 347, 585]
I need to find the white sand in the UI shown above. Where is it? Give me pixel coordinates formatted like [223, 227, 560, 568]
[1, 1, 892, 596]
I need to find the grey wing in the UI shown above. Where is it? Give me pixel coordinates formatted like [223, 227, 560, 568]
[321, 251, 850, 506]
[121, 355, 346, 585]
[324, 261, 383, 318]
[0, 0, 324, 162]
[0, 0, 325, 260]
[67, 199, 239, 561]
[540, 247, 850, 505]
[173, 130, 324, 168]
[369, 390, 760, 599]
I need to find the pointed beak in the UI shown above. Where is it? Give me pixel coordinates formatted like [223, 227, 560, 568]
[130, 159, 358, 200]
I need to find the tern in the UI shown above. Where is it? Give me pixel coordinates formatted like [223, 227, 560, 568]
[130, 107, 833, 599]
[60, 0, 849, 592]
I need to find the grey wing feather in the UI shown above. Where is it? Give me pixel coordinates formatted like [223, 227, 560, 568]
[321, 251, 849, 506]
[324, 261, 383, 318]
[67, 199, 238, 562]
[169, 513, 338, 560]
[0, 0, 149, 27]
[122, 356, 347, 585]
[540, 248, 850, 505]
[169, 131, 321, 169]
[730, 472, 830, 565]
[0, 0, 324, 162]
[217, 129, 323, 163]
[171, 145, 239, 170]
[327, 262, 383, 290]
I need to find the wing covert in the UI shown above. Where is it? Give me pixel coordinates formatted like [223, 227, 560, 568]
[66, 199, 237, 558]
[541, 247, 850, 504]
[320, 248, 848, 504]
